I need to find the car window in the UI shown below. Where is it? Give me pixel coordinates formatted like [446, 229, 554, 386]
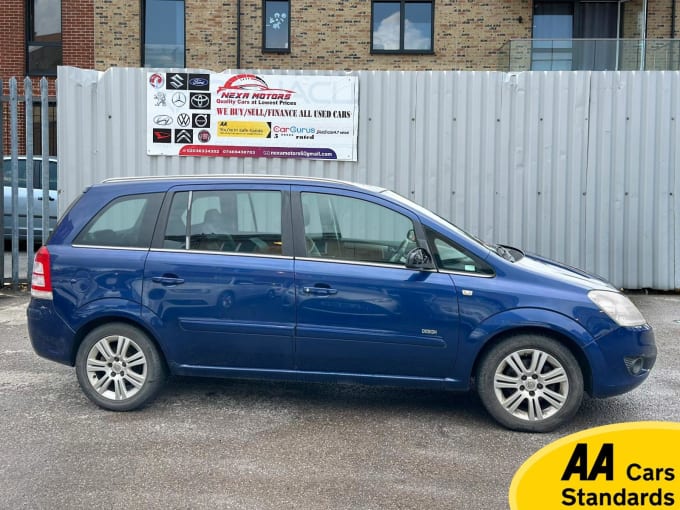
[2, 159, 27, 187]
[163, 190, 283, 255]
[427, 228, 494, 276]
[301, 192, 416, 265]
[74, 193, 164, 248]
[2, 159, 57, 190]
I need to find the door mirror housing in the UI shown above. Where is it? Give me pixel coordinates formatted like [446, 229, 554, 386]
[405, 247, 434, 270]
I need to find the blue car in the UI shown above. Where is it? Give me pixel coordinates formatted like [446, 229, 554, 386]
[27, 176, 656, 431]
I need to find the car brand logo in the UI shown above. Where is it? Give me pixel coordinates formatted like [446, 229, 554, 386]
[167, 73, 187, 90]
[189, 77, 208, 87]
[153, 115, 173, 126]
[192, 113, 210, 128]
[153, 92, 167, 107]
[152, 128, 172, 143]
[198, 130, 211, 143]
[188, 74, 210, 90]
[149, 73, 164, 89]
[190, 93, 211, 109]
[175, 129, 193, 144]
[177, 113, 191, 127]
[171, 92, 187, 108]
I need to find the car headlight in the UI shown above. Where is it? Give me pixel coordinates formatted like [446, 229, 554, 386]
[588, 290, 647, 327]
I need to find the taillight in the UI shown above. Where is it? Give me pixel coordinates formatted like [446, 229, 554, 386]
[31, 246, 53, 300]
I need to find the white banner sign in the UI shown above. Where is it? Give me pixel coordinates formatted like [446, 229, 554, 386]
[147, 72, 358, 161]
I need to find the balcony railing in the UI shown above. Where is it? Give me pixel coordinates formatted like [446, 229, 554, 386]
[500, 39, 680, 71]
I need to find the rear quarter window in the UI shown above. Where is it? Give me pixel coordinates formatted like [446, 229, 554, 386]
[74, 192, 164, 248]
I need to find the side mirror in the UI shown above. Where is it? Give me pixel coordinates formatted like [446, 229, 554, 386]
[405, 247, 434, 270]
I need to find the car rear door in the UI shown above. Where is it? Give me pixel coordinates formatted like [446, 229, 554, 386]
[292, 187, 460, 380]
[142, 183, 296, 370]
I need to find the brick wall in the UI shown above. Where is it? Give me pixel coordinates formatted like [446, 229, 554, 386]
[92, 0, 680, 73]
[1, 0, 93, 155]
[94, 0, 140, 68]
[94, 0, 533, 72]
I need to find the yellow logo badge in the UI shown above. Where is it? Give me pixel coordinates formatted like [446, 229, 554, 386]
[509, 422, 680, 509]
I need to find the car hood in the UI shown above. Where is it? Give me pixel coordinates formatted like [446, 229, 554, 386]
[514, 252, 618, 292]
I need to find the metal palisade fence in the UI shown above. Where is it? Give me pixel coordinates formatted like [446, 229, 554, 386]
[1, 77, 55, 289]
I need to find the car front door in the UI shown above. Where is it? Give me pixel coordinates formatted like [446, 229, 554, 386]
[142, 184, 296, 370]
[292, 188, 460, 379]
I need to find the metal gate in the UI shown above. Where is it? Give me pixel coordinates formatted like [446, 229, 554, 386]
[1, 77, 56, 289]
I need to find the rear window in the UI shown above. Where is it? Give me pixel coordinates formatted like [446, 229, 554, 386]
[74, 193, 164, 248]
[2, 158, 57, 190]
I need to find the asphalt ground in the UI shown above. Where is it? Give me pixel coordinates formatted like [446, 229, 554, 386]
[0, 290, 678, 509]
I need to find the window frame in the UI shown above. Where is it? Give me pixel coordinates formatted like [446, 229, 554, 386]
[371, 0, 435, 55]
[26, 0, 63, 76]
[141, 0, 187, 68]
[262, 0, 291, 53]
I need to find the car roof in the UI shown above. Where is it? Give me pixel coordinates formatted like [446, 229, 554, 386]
[100, 174, 387, 194]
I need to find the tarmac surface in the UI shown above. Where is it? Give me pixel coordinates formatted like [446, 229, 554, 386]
[0, 290, 679, 509]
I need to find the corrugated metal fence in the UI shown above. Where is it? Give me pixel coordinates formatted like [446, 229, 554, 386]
[52, 67, 680, 290]
[1, 77, 55, 289]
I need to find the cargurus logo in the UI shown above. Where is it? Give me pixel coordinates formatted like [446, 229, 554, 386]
[273, 125, 316, 134]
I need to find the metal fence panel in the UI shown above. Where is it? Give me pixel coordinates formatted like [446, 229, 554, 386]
[56, 67, 680, 290]
[1, 76, 54, 288]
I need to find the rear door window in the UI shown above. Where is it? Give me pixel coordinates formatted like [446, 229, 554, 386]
[163, 189, 283, 255]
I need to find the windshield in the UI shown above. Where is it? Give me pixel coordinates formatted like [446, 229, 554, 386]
[381, 190, 491, 248]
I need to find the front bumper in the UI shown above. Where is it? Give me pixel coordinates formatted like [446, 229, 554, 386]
[586, 324, 656, 398]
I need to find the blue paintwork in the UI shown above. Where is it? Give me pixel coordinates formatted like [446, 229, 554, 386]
[27, 176, 656, 399]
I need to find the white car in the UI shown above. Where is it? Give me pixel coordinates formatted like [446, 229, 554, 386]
[3, 156, 58, 242]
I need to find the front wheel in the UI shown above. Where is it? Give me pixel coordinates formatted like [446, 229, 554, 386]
[477, 335, 584, 432]
[75, 323, 166, 411]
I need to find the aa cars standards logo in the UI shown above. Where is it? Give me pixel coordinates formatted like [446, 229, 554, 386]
[509, 422, 680, 509]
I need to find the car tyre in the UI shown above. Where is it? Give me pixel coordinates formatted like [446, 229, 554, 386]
[477, 335, 583, 432]
[75, 323, 166, 411]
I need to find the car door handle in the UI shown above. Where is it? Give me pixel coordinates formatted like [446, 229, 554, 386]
[152, 276, 185, 286]
[303, 286, 338, 296]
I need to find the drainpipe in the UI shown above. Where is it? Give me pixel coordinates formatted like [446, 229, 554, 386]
[236, 0, 242, 69]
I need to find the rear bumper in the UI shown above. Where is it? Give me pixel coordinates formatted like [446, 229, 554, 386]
[27, 298, 76, 366]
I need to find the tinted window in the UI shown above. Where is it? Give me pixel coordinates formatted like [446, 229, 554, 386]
[144, 0, 185, 67]
[301, 192, 416, 265]
[163, 190, 283, 255]
[264, 0, 290, 51]
[27, 0, 62, 76]
[372, 0, 433, 53]
[74, 193, 163, 248]
[2, 160, 28, 187]
[2, 159, 57, 190]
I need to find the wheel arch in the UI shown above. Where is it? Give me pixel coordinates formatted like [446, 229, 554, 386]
[470, 325, 594, 397]
[70, 314, 169, 373]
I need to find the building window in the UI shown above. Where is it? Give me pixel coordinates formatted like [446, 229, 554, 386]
[371, 0, 433, 53]
[143, 0, 185, 67]
[263, 0, 290, 52]
[26, 0, 62, 76]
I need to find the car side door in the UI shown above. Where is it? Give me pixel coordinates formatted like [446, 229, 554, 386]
[142, 184, 296, 371]
[292, 187, 461, 379]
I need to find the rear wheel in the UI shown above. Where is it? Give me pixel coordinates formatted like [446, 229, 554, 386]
[477, 335, 583, 432]
[75, 323, 166, 411]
